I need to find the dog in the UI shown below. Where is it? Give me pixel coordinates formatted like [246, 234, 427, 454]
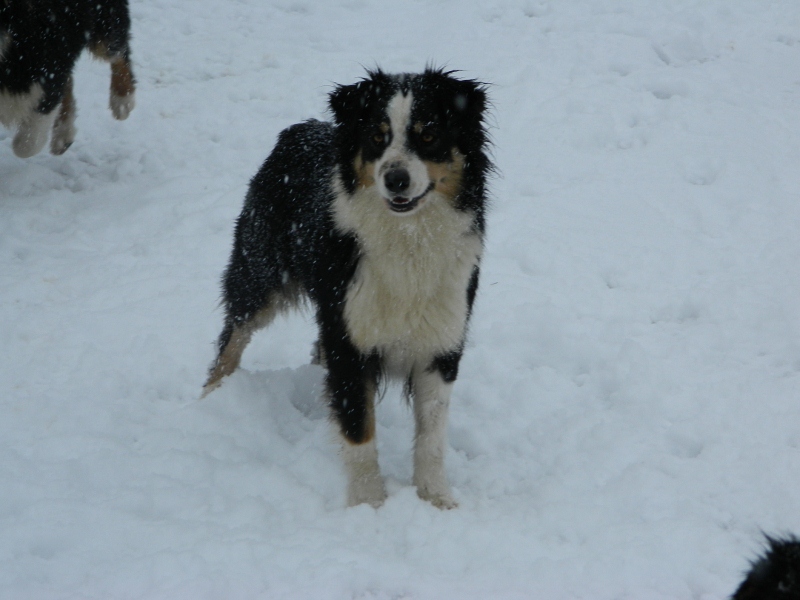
[732, 535, 800, 599]
[203, 68, 491, 509]
[0, 0, 135, 158]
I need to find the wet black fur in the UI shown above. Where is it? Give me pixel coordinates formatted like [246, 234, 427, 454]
[0, 0, 132, 113]
[733, 535, 800, 600]
[213, 68, 491, 443]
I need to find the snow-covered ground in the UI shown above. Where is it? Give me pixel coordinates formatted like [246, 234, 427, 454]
[3, 1, 800, 597]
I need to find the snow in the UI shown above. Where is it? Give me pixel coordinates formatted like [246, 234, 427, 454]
[2, 0, 800, 597]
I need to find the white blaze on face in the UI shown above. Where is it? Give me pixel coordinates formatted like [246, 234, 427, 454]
[375, 91, 431, 201]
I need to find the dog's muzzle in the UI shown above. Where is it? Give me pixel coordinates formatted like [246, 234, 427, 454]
[383, 168, 433, 213]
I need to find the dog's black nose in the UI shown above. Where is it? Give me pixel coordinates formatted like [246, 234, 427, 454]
[384, 169, 410, 195]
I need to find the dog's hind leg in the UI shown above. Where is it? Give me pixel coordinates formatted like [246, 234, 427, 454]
[411, 354, 460, 509]
[108, 54, 135, 120]
[51, 76, 77, 155]
[88, 0, 136, 121]
[202, 300, 282, 396]
[90, 43, 135, 120]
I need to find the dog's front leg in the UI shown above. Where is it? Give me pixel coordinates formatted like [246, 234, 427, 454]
[412, 361, 458, 509]
[326, 346, 386, 508]
[340, 426, 385, 508]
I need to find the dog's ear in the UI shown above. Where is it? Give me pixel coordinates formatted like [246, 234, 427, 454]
[428, 70, 489, 154]
[329, 80, 369, 127]
[446, 76, 488, 130]
[422, 68, 488, 131]
[329, 70, 391, 128]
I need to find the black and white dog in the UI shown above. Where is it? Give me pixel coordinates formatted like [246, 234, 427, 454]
[204, 68, 491, 509]
[0, 0, 135, 158]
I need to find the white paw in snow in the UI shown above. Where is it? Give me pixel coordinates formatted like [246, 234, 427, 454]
[347, 472, 387, 508]
[110, 93, 135, 120]
[50, 118, 76, 155]
[12, 112, 55, 158]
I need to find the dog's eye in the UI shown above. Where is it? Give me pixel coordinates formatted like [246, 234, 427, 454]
[372, 132, 385, 145]
[420, 132, 436, 145]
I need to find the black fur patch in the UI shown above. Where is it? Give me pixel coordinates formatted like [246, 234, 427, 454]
[430, 351, 462, 384]
[733, 535, 800, 600]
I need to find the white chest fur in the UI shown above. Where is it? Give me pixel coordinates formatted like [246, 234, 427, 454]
[333, 180, 482, 370]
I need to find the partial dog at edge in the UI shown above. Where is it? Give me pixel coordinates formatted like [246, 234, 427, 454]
[732, 535, 800, 600]
[203, 67, 491, 509]
[0, 0, 135, 158]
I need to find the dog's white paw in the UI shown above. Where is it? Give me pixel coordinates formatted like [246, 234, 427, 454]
[343, 438, 386, 508]
[50, 118, 76, 155]
[12, 114, 53, 158]
[415, 483, 458, 510]
[110, 92, 135, 120]
[347, 472, 387, 508]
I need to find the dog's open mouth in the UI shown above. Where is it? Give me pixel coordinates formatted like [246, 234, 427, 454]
[386, 183, 434, 213]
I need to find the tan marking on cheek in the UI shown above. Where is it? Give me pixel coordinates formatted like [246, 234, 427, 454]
[354, 152, 377, 189]
[425, 148, 465, 203]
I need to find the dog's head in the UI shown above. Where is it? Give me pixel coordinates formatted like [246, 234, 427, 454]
[330, 68, 488, 216]
[733, 535, 800, 600]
